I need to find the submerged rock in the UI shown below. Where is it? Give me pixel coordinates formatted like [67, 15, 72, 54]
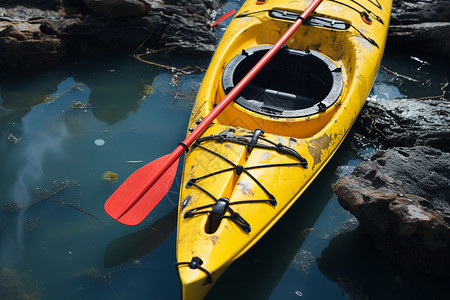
[334, 146, 450, 276]
[0, 267, 42, 300]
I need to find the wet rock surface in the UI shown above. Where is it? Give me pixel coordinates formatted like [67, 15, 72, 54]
[327, 0, 450, 275]
[82, 0, 152, 19]
[1, 0, 449, 71]
[0, 0, 218, 71]
[335, 145, 450, 276]
[389, 0, 450, 58]
[355, 99, 450, 152]
[335, 88, 450, 276]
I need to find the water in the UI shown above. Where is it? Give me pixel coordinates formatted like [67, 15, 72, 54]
[1, 4, 450, 300]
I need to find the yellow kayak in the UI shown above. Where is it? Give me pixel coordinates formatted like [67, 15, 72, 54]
[176, 0, 392, 298]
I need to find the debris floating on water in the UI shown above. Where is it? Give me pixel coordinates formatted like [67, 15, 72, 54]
[94, 139, 105, 146]
[24, 218, 38, 231]
[291, 249, 315, 274]
[58, 199, 101, 222]
[70, 101, 87, 109]
[7, 133, 22, 144]
[101, 171, 119, 183]
[1, 182, 71, 213]
[85, 268, 112, 283]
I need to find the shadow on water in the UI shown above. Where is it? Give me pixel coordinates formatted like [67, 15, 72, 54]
[103, 208, 177, 268]
[103, 165, 182, 267]
[205, 137, 358, 299]
[316, 229, 450, 300]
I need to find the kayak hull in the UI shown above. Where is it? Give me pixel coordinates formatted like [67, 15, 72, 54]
[176, 0, 392, 298]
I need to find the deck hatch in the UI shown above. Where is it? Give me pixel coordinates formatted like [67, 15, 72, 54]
[222, 45, 343, 118]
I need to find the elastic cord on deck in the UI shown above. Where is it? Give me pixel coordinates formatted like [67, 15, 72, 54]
[176, 257, 213, 286]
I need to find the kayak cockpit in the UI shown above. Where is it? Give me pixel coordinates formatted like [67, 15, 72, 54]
[222, 45, 343, 118]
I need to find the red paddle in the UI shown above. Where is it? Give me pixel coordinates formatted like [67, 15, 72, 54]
[105, 0, 324, 225]
[211, 9, 236, 28]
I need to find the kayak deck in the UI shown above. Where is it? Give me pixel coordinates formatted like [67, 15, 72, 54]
[176, 0, 391, 298]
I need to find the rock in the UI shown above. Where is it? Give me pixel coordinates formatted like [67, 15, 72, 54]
[334, 146, 450, 276]
[388, 22, 450, 59]
[389, 0, 450, 58]
[61, 1, 216, 55]
[354, 99, 450, 152]
[0, 7, 67, 71]
[82, 0, 152, 20]
[143, 0, 216, 54]
[391, 0, 450, 25]
[0, 0, 217, 71]
[1, 0, 63, 11]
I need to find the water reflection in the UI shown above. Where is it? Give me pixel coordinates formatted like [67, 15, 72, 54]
[0, 50, 203, 299]
[69, 56, 157, 125]
[0, 106, 69, 266]
[0, 71, 68, 110]
[0, 53, 159, 126]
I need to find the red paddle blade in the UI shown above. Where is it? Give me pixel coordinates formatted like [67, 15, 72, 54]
[211, 9, 236, 27]
[104, 154, 179, 225]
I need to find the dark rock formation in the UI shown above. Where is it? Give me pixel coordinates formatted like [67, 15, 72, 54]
[82, 0, 152, 20]
[336, 77, 450, 278]
[0, 0, 218, 72]
[334, 146, 450, 276]
[146, 0, 218, 54]
[354, 99, 450, 152]
[1, 0, 449, 71]
[0, 6, 68, 71]
[389, 0, 450, 58]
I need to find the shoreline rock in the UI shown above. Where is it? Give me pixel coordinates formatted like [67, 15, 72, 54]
[354, 99, 450, 152]
[0, 0, 219, 72]
[82, 0, 152, 20]
[1, 0, 450, 72]
[388, 0, 450, 58]
[334, 96, 450, 277]
[334, 146, 450, 276]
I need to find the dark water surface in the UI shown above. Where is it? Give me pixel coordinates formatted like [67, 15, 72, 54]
[1, 3, 450, 299]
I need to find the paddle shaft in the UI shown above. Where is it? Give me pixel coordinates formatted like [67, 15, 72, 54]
[184, 0, 323, 147]
[116, 0, 323, 219]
